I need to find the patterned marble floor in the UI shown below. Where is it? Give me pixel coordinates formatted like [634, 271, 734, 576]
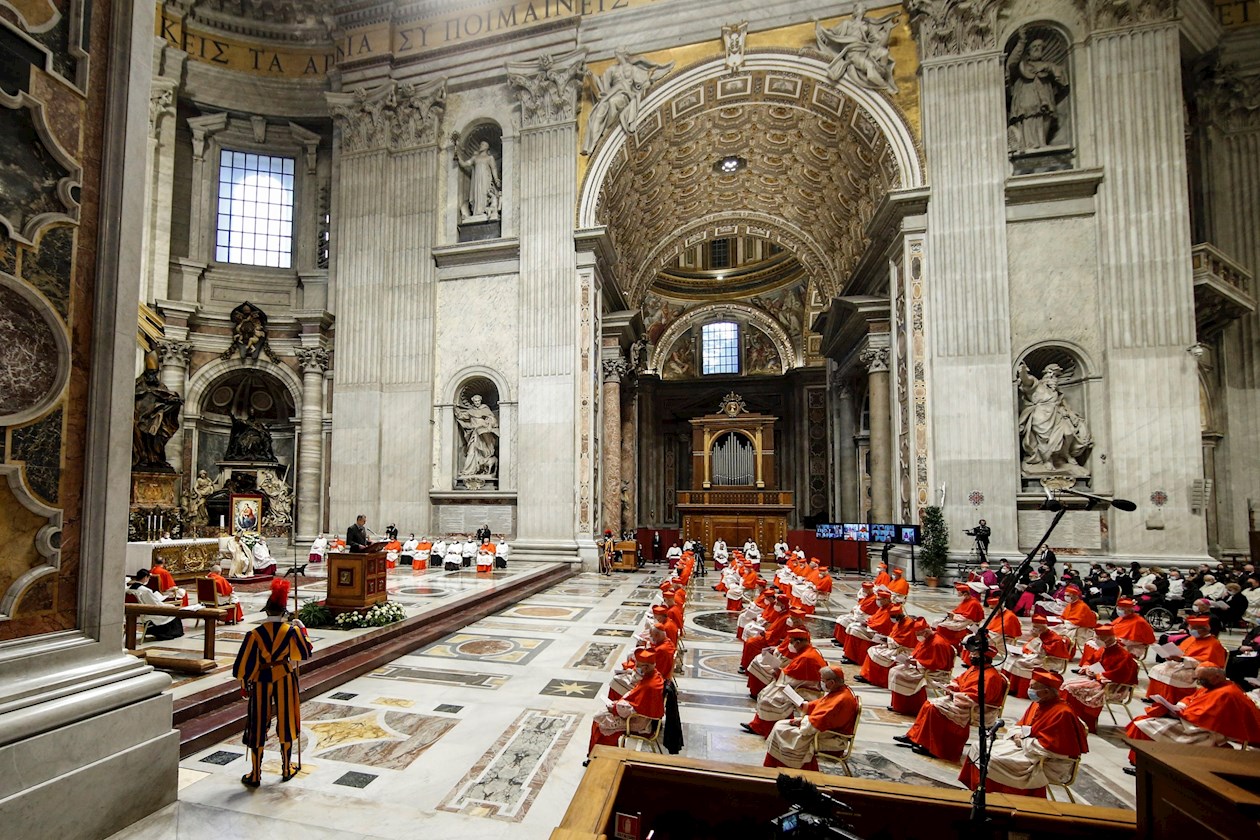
[112, 567, 1173, 840]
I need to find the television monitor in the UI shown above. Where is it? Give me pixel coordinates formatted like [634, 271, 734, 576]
[870, 523, 897, 543]
[899, 525, 921, 545]
[814, 523, 844, 540]
[843, 523, 870, 542]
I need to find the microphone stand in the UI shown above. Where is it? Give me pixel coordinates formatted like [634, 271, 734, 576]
[966, 500, 1070, 832]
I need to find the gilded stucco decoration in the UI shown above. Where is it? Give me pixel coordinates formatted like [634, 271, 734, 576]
[597, 69, 899, 307]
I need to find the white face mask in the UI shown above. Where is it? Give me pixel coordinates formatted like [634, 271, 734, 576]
[1190, 629, 1206, 638]
[1026, 688, 1042, 703]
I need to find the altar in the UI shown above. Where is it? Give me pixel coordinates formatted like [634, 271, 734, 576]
[125, 538, 222, 583]
[676, 393, 792, 547]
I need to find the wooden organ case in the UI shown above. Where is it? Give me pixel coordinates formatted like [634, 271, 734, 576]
[676, 393, 793, 549]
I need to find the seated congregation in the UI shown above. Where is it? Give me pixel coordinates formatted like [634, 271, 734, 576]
[587, 548, 1260, 799]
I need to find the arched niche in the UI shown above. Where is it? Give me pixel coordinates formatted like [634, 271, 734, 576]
[454, 119, 504, 242]
[1003, 21, 1074, 173]
[1013, 343, 1096, 488]
[436, 366, 514, 493]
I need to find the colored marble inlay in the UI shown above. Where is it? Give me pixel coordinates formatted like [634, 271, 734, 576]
[419, 633, 550, 665]
[439, 708, 579, 821]
[566, 641, 623, 671]
[276, 702, 458, 772]
[539, 678, 603, 698]
[603, 608, 644, 627]
[494, 603, 590, 622]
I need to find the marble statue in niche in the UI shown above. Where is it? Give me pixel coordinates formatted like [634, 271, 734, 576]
[455, 394, 500, 488]
[224, 409, 277, 463]
[1016, 360, 1092, 477]
[454, 136, 501, 223]
[581, 49, 674, 156]
[1005, 26, 1071, 156]
[815, 3, 901, 95]
[133, 349, 183, 471]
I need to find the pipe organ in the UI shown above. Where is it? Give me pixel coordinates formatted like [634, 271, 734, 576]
[677, 392, 792, 548]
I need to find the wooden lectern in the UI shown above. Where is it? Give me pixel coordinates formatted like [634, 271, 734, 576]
[326, 551, 389, 612]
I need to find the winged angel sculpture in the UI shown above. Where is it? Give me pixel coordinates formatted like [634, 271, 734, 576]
[580, 50, 674, 155]
[815, 3, 900, 95]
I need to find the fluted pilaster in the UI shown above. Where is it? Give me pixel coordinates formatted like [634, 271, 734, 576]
[1090, 21, 1206, 559]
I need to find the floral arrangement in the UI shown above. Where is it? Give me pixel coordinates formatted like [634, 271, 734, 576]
[334, 601, 406, 629]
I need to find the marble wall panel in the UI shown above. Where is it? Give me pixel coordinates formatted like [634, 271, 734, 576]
[1007, 218, 1100, 358]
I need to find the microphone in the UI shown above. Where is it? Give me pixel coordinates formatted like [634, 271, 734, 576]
[1058, 487, 1137, 512]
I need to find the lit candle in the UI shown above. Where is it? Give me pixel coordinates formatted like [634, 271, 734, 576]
[220, 515, 226, 529]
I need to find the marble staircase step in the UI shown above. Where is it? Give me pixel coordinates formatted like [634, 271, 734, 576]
[173, 562, 573, 757]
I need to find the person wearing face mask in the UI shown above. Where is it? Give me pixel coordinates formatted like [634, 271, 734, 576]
[1003, 615, 1073, 698]
[858, 605, 919, 688]
[1013, 569, 1051, 616]
[748, 610, 810, 696]
[1199, 574, 1227, 602]
[1124, 665, 1260, 775]
[764, 666, 859, 771]
[1225, 622, 1260, 688]
[832, 581, 877, 647]
[935, 583, 988, 649]
[743, 628, 828, 736]
[1054, 584, 1099, 653]
[888, 620, 957, 716]
[1062, 625, 1139, 732]
[960, 669, 1090, 798]
[1146, 616, 1228, 704]
[588, 649, 666, 758]
[842, 586, 896, 666]
[896, 643, 1008, 761]
[1160, 598, 1223, 649]
[962, 595, 1024, 664]
[740, 593, 792, 672]
[1082, 597, 1155, 665]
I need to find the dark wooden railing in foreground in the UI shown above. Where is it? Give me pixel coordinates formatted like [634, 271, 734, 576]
[554, 747, 1137, 840]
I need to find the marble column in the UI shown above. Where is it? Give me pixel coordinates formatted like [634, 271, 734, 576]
[295, 348, 330, 541]
[621, 392, 637, 533]
[154, 339, 191, 473]
[507, 50, 586, 554]
[910, 2, 1018, 554]
[836, 382, 858, 521]
[1088, 8, 1207, 559]
[862, 346, 893, 523]
[601, 359, 628, 535]
[326, 80, 446, 531]
[1201, 67, 1260, 551]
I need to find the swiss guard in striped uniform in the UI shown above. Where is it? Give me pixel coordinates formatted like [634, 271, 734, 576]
[232, 578, 312, 786]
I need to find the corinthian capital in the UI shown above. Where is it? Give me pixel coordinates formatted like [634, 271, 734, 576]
[906, 0, 1001, 60]
[1080, 0, 1177, 31]
[602, 357, 631, 384]
[506, 49, 587, 128]
[860, 346, 890, 374]
[295, 347, 330, 373]
[154, 339, 192, 368]
[327, 79, 447, 154]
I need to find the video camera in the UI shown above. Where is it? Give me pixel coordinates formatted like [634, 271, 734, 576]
[770, 775, 865, 840]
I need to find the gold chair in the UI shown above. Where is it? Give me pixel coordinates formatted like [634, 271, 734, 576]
[1103, 682, 1136, 725]
[1045, 756, 1082, 804]
[814, 696, 862, 777]
[619, 714, 665, 754]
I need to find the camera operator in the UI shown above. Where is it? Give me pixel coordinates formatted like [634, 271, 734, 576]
[964, 519, 991, 561]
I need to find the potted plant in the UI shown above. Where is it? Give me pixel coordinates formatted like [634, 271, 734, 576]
[919, 505, 949, 587]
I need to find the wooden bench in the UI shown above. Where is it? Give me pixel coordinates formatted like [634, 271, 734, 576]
[124, 603, 231, 673]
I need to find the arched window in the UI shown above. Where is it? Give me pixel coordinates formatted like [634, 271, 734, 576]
[701, 321, 740, 375]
